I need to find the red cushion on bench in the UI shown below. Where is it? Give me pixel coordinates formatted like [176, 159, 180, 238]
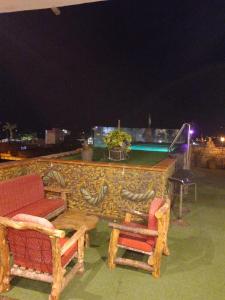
[0, 174, 44, 216]
[6, 198, 65, 218]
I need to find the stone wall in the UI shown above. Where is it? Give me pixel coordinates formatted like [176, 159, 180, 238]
[0, 155, 176, 219]
[192, 145, 225, 169]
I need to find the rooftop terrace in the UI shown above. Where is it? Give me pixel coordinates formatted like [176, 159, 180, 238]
[2, 167, 225, 300]
[61, 147, 168, 166]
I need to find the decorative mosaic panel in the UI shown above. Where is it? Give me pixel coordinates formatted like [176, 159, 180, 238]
[0, 158, 175, 219]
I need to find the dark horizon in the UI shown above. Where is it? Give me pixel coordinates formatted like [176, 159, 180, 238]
[0, 0, 224, 136]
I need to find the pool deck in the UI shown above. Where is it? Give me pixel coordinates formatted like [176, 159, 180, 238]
[59, 147, 169, 167]
[38, 149, 175, 172]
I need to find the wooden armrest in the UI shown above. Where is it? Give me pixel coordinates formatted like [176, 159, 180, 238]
[44, 187, 70, 194]
[120, 208, 148, 219]
[61, 225, 86, 256]
[108, 222, 158, 237]
[0, 216, 65, 238]
[155, 198, 171, 219]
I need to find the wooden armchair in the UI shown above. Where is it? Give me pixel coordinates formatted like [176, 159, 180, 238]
[0, 214, 86, 300]
[108, 197, 170, 278]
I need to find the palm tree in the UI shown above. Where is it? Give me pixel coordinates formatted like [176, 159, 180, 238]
[3, 122, 17, 141]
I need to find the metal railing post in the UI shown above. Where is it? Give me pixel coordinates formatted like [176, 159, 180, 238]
[169, 123, 191, 170]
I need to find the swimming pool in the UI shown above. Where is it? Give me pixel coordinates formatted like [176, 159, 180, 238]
[131, 143, 172, 153]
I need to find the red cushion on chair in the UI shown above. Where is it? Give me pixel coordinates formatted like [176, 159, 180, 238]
[118, 234, 153, 253]
[118, 198, 165, 252]
[60, 238, 78, 267]
[8, 214, 78, 274]
[148, 197, 165, 231]
[147, 197, 165, 247]
[8, 229, 54, 273]
[118, 222, 153, 253]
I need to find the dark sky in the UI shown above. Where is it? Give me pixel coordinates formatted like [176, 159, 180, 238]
[0, 0, 224, 135]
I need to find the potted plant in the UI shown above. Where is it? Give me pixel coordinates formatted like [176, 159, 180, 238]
[103, 129, 132, 161]
[81, 140, 93, 161]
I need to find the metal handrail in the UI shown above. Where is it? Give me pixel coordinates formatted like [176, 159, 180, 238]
[169, 123, 188, 151]
[169, 123, 191, 169]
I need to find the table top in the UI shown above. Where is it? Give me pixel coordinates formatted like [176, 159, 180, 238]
[52, 208, 99, 231]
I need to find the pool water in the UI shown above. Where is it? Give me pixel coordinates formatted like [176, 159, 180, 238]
[131, 144, 170, 152]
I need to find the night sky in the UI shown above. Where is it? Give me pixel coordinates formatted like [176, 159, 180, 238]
[0, 0, 224, 135]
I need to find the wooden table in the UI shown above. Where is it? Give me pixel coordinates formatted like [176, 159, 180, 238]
[52, 209, 99, 247]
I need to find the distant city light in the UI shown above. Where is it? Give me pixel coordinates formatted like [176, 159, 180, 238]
[220, 136, 225, 142]
[88, 137, 93, 144]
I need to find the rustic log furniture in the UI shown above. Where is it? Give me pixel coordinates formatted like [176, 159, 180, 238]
[52, 209, 99, 247]
[108, 197, 170, 278]
[0, 174, 69, 220]
[0, 214, 86, 300]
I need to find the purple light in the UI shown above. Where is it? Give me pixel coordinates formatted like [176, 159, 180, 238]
[190, 129, 194, 135]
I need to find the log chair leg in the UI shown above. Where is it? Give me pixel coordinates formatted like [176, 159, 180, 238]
[0, 226, 10, 292]
[108, 229, 120, 270]
[151, 250, 161, 279]
[77, 235, 85, 274]
[49, 293, 60, 300]
[50, 238, 63, 300]
[148, 245, 162, 278]
[163, 243, 170, 256]
[50, 273, 62, 299]
[147, 254, 154, 268]
[163, 211, 170, 256]
[85, 233, 90, 248]
[151, 218, 164, 278]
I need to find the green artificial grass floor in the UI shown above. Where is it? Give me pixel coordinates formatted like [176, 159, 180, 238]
[61, 148, 168, 166]
[1, 168, 225, 300]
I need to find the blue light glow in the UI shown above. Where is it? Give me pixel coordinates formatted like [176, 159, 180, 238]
[131, 144, 169, 152]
